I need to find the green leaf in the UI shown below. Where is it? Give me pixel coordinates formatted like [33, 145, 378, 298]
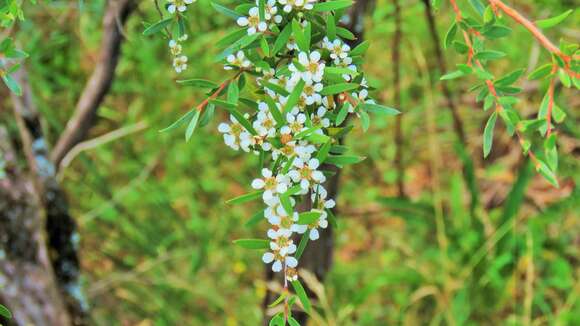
[217, 29, 248, 48]
[268, 292, 287, 308]
[292, 19, 308, 51]
[0, 304, 11, 319]
[483, 112, 497, 158]
[336, 27, 355, 40]
[264, 96, 285, 125]
[143, 17, 172, 36]
[226, 191, 264, 204]
[233, 239, 270, 249]
[335, 103, 350, 125]
[324, 66, 358, 76]
[209, 99, 237, 109]
[295, 230, 310, 259]
[199, 104, 216, 127]
[291, 280, 312, 313]
[320, 83, 359, 96]
[494, 69, 524, 86]
[259, 36, 270, 56]
[469, 0, 485, 16]
[185, 110, 201, 142]
[244, 211, 264, 228]
[273, 23, 292, 54]
[444, 22, 457, 49]
[2, 74, 22, 96]
[211, 1, 241, 19]
[482, 25, 511, 38]
[159, 109, 196, 132]
[316, 140, 332, 163]
[227, 82, 239, 103]
[326, 14, 336, 40]
[288, 317, 300, 326]
[260, 80, 290, 96]
[325, 155, 365, 165]
[360, 109, 370, 131]
[349, 40, 369, 56]
[298, 211, 321, 224]
[544, 134, 558, 171]
[474, 50, 505, 60]
[313, 0, 352, 12]
[177, 79, 219, 89]
[535, 160, 559, 187]
[258, 0, 266, 21]
[363, 103, 400, 116]
[284, 79, 305, 113]
[440, 70, 465, 80]
[536, 9, 573, 29]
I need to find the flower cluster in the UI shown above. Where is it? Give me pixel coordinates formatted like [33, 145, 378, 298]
[215, 0, 388, 284]
[167, 0, 194, 14]
[155, 0, 398, 319]
[168, 34, 188, 73]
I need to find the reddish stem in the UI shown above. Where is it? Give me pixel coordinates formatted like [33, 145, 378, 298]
[488, 0, 578, 78]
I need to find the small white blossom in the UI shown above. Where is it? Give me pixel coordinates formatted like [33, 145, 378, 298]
[290, 51, 325, 83]
[169, 40, 182, 56]
[167, 0, 194, 14]
[225, 51, 251, 70]
[252, 168, 290, 202]
[302, 81, 323, 105]
[218, 115, 249, 150]
[253, 102, 277, 137]
[173, 55, 188, 73]
[237, 7, 268, 35]
[288, 158, 326, 190]
[311, 107, 330, 128]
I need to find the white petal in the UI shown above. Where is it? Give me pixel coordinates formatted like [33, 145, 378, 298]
[252, 178, 265, 189]
[237, 17, 249, 26]
[298, 52, 308, 65]
[272, 260, 283, 272]
[300, 179, 309, 189]
[310, 228, 319, 240]
[309, 158, 320, 169]
[218, 123, 230, 133]
[286, 256, 298, 268]
[262, 252, 275, 263]
[310, 51, 321, 62]
[262, 168, 272, 178]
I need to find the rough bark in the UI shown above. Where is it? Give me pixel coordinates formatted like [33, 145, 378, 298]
[51, 0, 135, 169]
[0, 127, 72, 326]
[11, 68, 88, 325]
[262, 1, 373, 324]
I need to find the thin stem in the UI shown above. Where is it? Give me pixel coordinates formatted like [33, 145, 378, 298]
[194, 70, 243, 112]
[487, 0, 578, 78]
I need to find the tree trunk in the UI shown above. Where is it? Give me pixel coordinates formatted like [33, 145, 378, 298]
[0, 127, 72, 326]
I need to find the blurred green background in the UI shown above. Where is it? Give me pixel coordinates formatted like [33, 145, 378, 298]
[1, 0, 578, 325]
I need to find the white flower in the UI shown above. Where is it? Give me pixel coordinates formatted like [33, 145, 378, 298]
[311, 106, 330, 128]
[169, 40, 182, 56]
[253, 102, 277, 137]
[237, 7, 268, 35]
[240, 133, 272, 152]
[295, 140, 316, 160]
[308, 211, 328, 240]
[167, 0, 194, 14]
[218, 115, 248, 150]
[263, 0, 282, 23]
[290, 51, 325, 83]
[172, 55, 188, 73]
[329, 39, 350, 60]
[311, 185, 336, 210]
[302, 81, 323, 105]
[252, 168, 290, 202]
[262, 237, 298, 272]
[286, 36, 298, 50]
[288, 158, 326, 190]
[280, 109, 306, 135]
[285, 268, 298, 281]
[278, 0, 303, 13]
[225, 51, 251, 70]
